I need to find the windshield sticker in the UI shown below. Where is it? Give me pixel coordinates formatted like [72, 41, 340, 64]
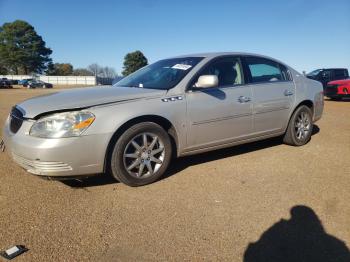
[172, 64, 192, 70]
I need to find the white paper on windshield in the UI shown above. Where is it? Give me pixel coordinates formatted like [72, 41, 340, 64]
[172, 64, 192, 70]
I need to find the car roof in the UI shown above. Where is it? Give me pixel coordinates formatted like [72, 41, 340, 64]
[314, 68, 348, 71]
[169, 52, 274, 59]
[167, 52, 291, 68]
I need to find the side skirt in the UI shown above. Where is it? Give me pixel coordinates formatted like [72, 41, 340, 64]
[179, 131, 284, 157]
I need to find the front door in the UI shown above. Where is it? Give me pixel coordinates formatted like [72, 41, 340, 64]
[185, 56, 253, 151]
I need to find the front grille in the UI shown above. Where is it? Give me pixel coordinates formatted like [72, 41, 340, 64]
[9, 107, 24, 133]
[325, 85, 338, 96]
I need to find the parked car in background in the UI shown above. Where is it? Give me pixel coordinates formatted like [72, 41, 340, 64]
[0, 78, 12, 89]
[27, 80, 53, 89]
[19, 79, 34, 86]
[8, 79, 19, 85]
[325, 79, 350, 100]
[2, 52, 324, 186]
[307, 68, 349, 88]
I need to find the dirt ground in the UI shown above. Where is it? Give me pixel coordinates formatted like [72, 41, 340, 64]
[0, 88, 349, 261]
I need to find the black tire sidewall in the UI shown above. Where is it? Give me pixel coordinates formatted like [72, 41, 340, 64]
[110, 122, 172, 186]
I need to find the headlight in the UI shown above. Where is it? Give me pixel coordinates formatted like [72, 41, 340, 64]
[29, 111, 95, 138]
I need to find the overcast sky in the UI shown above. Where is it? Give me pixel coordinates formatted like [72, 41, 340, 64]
[0, 0, 349, 74]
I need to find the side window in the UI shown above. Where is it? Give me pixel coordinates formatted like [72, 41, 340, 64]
[245, 56, 287, 83]
[196, 57, 243, 87]
[334, 69, 346, 79]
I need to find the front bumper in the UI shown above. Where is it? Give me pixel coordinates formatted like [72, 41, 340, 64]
[2, 117, 111, 177]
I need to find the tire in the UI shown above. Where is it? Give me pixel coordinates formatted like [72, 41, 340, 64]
[283, 105, 313, 146]
[110, 122, 172, 186]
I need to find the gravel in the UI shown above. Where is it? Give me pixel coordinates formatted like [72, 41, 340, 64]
[0, 89, 349, 261]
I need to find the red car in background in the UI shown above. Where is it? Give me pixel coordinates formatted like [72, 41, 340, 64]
[325, 79, 350, 100]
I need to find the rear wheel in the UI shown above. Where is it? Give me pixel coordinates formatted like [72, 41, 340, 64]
[283, 105, 313, 146]
[110, 122, 172, 186]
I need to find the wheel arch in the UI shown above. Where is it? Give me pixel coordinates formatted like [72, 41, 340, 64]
[292, 100, 314, 117]
[103, 115, 179, 173]
[285, 100, 314, 132]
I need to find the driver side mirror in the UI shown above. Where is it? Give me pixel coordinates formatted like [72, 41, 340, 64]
[194, 75, 218, 89]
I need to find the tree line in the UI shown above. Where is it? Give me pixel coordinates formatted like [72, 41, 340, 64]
[46, 62, 118, 78]
[0, 20, 148, 77]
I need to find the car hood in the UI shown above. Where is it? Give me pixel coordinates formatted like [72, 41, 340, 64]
[17, 86, 167, 118]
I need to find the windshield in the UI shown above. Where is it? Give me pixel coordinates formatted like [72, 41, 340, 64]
[307, 69, 323, 76]
[114, 57, 204, 90]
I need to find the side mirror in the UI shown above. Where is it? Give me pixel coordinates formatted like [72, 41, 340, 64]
[194, 75, 218, 89]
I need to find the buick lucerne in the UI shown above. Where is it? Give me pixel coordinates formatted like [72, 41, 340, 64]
[2, 53, 324, 186]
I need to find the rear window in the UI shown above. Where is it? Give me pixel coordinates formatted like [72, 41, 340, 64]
[334, 69, 347, 78]
[244, 56, 290, 83]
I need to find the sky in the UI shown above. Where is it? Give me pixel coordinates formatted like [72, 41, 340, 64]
[0, 0, 349, 74]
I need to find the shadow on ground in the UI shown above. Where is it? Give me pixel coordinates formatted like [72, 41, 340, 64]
[324, 97, 350, 102]
[244, 205, 350, 262]
[163, 125, 319, 180]
[62, 125, 319, 188]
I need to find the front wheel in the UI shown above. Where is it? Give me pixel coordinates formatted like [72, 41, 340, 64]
[283, 105, 313, 146]
[110, 122, 172, 186]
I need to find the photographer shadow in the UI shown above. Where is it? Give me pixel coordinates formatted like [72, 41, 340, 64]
[244, 205, 350, 262]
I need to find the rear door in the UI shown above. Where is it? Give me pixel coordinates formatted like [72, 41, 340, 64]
[242, 56, 295, 135]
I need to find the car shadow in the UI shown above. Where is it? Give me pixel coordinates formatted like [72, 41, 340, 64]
[324, 97, 350, 102]
[61, 174, 116, 188]
[199, 88, 226, 100]
[61, 125, 320, 188]
[163, 125, 319, 180]
[243, 205, 350, 262]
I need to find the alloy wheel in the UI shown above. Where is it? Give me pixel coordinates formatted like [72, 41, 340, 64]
[294, 111, 311, 140]
[123, 132, 165, 178]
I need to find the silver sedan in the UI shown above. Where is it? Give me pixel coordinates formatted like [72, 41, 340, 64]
[2, 52, 324, 186]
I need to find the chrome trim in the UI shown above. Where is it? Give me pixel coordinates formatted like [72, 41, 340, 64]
[284, 90, 294, 96]
[162, 96, 183, 102]
[192, 113, 252, 125]
[12, 153, 72, 173]
[238, 96, 251, 103]
[254, 106, 290, 115]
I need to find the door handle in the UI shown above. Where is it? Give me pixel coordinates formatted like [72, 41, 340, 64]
[238, 96, 251, 103]
[284, 90, 294, 96]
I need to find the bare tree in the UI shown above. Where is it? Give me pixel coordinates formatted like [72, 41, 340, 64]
[87, 64, 117, 78]
[87, 63, 102, 76]
[72, 68, 94, 76]
[101, 66, 117, 78]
